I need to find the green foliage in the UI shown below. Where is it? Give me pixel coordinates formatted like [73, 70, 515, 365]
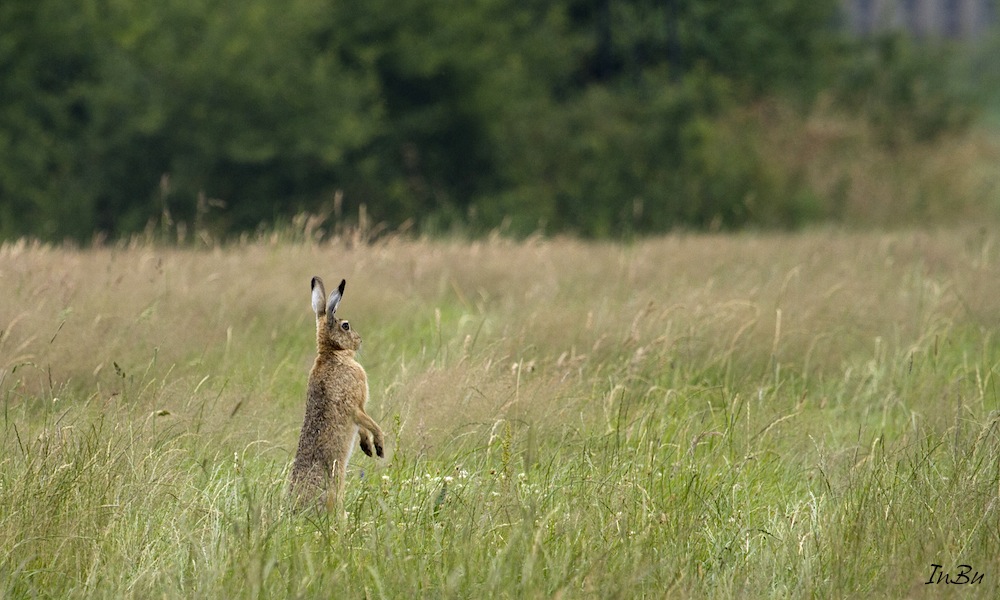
[483, 71, 821, 236]
[0, 0, 100, 241]
[95, 0, 383, 231]
[1, 0, 383, 240]
[674, 0, 840, 96]
[0, 0, 983, 242]
[836, 34, 979, 147]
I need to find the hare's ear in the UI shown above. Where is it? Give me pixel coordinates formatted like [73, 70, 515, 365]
[311, 277, 327, 318]
[327, 279, 346, 318]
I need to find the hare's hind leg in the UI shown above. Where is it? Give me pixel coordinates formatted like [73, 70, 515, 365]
[354, 408, 385, 458]
[321, 457, 348, 514]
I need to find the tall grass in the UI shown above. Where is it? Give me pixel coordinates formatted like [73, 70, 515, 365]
[2, 230, 1000, 597]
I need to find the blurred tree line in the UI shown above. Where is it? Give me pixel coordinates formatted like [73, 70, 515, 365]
[0, 0, 983, 241]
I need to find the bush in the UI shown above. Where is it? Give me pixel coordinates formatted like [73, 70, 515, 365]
[483, 71, 821, 236]
[0, 0, 986, 242]
[835, 34, 978, 147]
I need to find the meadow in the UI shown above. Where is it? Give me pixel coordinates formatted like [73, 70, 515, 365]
[2, 229, 1000, 598]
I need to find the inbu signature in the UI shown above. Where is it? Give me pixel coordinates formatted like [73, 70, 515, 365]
[925, 564, 985, 585]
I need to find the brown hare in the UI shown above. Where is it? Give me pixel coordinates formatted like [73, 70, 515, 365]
[290, 277, 384, 510]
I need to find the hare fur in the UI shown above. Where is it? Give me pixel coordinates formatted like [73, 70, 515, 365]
[290, 277, 384, 510]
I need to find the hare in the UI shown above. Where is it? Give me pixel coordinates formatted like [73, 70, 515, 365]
[290, 276, 384, 510]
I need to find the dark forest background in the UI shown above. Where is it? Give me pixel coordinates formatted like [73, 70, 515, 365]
[1, 0, 997, 242]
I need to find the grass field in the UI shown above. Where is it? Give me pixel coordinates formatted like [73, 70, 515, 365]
[2, 229, 1000, 598]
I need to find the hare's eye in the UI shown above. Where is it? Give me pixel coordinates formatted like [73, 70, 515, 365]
[341, 321, 350, 331]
